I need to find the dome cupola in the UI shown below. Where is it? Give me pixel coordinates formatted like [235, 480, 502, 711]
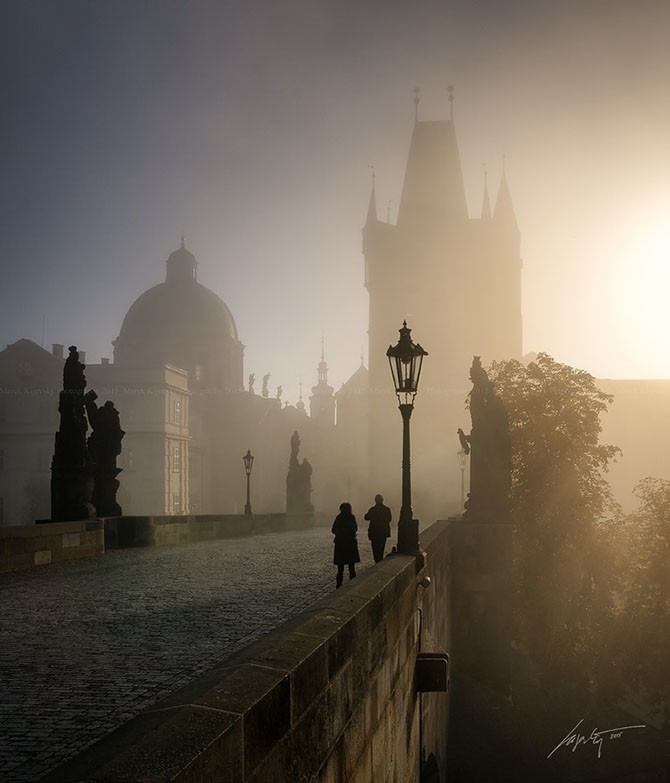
[112, 240, 244, 391]
[166, 236, 198, 283]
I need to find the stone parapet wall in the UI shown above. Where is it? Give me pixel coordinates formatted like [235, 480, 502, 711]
[42, 520, 452, 783]
[103, 512, 318, 549]
[0, 512, 327, 572]
[0, 520, 104, 573]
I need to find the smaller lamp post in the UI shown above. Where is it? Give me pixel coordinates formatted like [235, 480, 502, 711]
[243, 449, 254, 515]
[387, 320, 428, 554]
[457, 449, 468, 509]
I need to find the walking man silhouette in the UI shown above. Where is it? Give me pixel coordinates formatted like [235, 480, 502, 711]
[364, 494, 392, 563]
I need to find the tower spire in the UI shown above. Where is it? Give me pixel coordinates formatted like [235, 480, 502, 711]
[493, 156, 519, 235]
[481, 164, 491, 219]
[397, 98, 468, 225]
[366, 165, 377, 224]
[447, 84, 455, 121]
[413, 86, 421, 123]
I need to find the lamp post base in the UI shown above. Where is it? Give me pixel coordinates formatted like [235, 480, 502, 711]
[244, 504, 252, 516]
[397, 514, 420, 555]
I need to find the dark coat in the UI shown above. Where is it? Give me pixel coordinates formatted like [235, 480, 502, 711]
[332, 511, 361, 565]
[364, 503, 392, 541]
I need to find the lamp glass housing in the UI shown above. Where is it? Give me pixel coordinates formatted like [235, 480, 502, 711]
[243, 449, 254, 475]
[386, 321, 428, 405]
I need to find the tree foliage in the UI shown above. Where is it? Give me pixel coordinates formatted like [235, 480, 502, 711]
[610, 478, 670, 712]
[488, 353, 620, 673]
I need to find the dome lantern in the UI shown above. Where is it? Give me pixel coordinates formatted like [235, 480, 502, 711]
[166, 237, 197, 284]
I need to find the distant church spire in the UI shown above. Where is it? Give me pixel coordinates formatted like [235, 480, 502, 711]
[481, 165, 491, 219]
[310, 336, 335, 426]
[180, 233, 185, 249]
[448, 84, 455, 121]
[318, 334, 328, 383]
[413, 86, 421, 123]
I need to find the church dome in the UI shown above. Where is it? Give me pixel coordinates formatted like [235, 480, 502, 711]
[113, 241, 243, 390]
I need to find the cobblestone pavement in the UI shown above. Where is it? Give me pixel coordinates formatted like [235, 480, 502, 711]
[0, 527, 376, 782]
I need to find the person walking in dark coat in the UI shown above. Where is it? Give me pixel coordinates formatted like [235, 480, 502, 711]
[364, 494, 392, 563]
[332, 502, 360, 588]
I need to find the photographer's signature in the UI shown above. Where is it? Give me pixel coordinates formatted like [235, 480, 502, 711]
[548, 718, 646, 760]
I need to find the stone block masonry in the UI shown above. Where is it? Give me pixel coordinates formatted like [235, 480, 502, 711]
[0, 520, 104, 573]
[0, 512, 325, 573]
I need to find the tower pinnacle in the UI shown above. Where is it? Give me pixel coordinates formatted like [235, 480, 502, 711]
[481, 164, 491, 219]
[366, 165, 377, 225]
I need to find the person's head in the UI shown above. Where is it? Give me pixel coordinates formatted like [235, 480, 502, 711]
[374, 494, 383, 504]
[339, 502, 352, 514]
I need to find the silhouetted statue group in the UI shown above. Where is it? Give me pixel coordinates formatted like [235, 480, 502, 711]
[51, 346, 124, 521]
[286, 430, 313, 513]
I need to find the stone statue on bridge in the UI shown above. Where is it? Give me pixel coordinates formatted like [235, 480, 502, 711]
[51, 346, 126, 522]
[461, 356, 511, 524]
[51, 346, 96, 521]
[286, 430, 314, 513]
[85, 390, 125, 517]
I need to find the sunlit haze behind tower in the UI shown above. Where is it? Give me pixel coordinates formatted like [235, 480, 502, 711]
[3, 0, 670, 400]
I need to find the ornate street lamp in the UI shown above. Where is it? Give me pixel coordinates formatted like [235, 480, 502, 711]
[387, 320, 428, 554]
[243, 449, 254, 515]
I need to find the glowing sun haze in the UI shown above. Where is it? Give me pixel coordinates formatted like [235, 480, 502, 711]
[2, 0, 670, 401]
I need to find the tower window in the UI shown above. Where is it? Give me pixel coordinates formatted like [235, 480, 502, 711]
[173, 494, 182, 514]
[173, 443, 181, 473]
[174, 399, 182, 425]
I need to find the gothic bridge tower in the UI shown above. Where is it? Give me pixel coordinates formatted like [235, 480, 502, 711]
[363, 93, 522, 517]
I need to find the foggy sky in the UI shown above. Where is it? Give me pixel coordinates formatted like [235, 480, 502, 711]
[3, 0, 670, 401]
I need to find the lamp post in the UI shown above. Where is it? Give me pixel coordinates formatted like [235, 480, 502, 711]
[387, 320, 428, 555]
[243, 449, 254, 515]
[457, 449, 468, 509]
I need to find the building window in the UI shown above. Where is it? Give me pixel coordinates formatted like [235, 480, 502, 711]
[173, 494, 182, 514]
[174, 399, 182, 425]
[173, 443, 181, 473]
[194, 364, 202, 382]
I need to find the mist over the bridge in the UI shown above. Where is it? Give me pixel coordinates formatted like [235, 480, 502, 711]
[2, 1, 670, 781]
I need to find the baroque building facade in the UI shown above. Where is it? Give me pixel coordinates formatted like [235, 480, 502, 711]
[0, 241, 366, 525]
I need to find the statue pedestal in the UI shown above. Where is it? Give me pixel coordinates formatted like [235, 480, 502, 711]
[93, 467, 123, 517]
[448, 518, 512, 696]
[50, 469, 96, 522]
